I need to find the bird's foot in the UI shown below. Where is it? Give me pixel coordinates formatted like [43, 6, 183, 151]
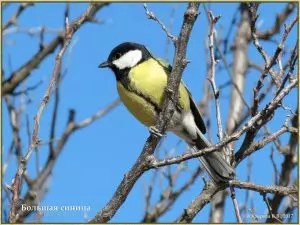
[149, 126, 164, 138]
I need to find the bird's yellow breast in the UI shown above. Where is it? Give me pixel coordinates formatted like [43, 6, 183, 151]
[117, 58, 190, 127]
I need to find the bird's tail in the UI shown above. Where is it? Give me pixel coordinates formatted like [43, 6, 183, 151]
[191, 132, 235, 183]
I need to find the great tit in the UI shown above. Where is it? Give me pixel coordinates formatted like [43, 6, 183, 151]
[99, 42, 235, 183]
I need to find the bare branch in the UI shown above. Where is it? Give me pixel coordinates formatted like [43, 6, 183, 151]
[256, 3, 296, 40]
[207, 10, 223, 140]
[177, 181, 221, 222]
[75, 99, 121, 129]
[143, 3, 177, 43]
[8, 3, 109, 222]
[10, 80, 43, 96]
[235, 123, 297, 164]
[266, 111, 298, 222]
[230, 180, 297, 196]
[236, 12, 297, 165]
[2, 34, 63, 96]
[143, 166, 203, 222]
[177, 179, 297, 223]
[3, 26, 62, 36]
[2, 3, 109, 96]
[4, 96, 22, 162]
[210, 7, 252, 221]
[2, 3, 34, 31]
[248, 4, 298, 89]
[229, 185, 243, 223]
[49, 72, 61, 155]
[262, 193, 281, 222]
[14, 99, 120, 222]
[164, 5, 177, 61]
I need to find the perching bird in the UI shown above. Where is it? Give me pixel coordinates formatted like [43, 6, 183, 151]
[99, 42, 235, 183]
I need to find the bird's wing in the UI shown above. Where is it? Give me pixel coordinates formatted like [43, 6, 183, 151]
[152, 56, 207, 134]
[183, 83, 207, 134]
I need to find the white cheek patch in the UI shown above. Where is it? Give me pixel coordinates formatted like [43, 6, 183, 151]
[113, 50, 142, 69]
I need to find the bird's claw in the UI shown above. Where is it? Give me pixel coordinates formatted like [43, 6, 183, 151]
[149, 126, 164, 138]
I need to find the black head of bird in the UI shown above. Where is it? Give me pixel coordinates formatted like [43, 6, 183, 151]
[99, 42, 151, 74]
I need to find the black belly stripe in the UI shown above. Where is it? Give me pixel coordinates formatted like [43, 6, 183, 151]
[132, 89, 162, 114]
[116, 70, 162, 115]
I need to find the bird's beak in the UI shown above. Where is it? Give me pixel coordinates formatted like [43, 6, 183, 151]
[98, 61, 112, 68]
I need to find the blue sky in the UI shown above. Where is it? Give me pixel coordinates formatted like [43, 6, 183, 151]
[2, 2, 298, 223]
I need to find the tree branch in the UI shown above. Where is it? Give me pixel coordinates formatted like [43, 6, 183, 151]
[142, 166, 203, 222]
[14, 99, 120, 222]
[177, 179, 297, 223]
[8, 3, 109, 222]
[143, 3, 177, 43]
[256, 3, 296, 40]
[2, 3, 109, 96]
[207, 10, 223, 140]
[266, 111, 298, 222]
[235, 122, 297, 164]
[230, 180, 297, 196]
[2, 3, 34, 31]
[177, 181, 222, 222]
[248, 4, 298, 89]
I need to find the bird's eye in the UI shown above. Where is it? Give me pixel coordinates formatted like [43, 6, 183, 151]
[115, 53, 122, 59]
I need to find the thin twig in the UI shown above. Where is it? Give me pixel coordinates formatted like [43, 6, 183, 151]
[177, 181, 222, 222]
[235, 13, 298, 166]
[14, 99, 120, 222]
[177, 178, 297, 223]
[3, 26, 63, 36]
[256, 3, 296, 40]
[8, 4, 108, 222]
[2, 3, 34, 31]
[230, 180, 297, 196]
[248, 4, 298, 91]
[143, 166, 203, 222]
[10, 80, 43, 96]
[229, 184, 243, 223]
[164, 4, 177, 61]
[262, 193, 277, 221]
[266, 111, 298, 223]
[4, 96, 22, 162]
[143, 4, 177, 43]
[207, 10, 223, 140]
[9, 20, 71, 225]
[2, 3, 109, 96]
[203, 4, 250, 114]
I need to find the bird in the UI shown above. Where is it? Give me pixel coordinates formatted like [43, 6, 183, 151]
[99, 42, 235, 183]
